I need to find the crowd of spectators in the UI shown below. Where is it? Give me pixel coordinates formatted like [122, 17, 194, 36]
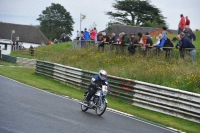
[75, 14, 196, 63]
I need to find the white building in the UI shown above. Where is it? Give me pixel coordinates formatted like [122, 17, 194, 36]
[0, 39, 12, 55]
[0, 22, 48, 52]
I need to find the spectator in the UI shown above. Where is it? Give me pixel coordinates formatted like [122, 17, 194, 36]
[162, 27, 168, 39]
[80, 32, 85, 48]
[109, 33, 118, 43]
[179, 32, 196, 63]
[128, 33, 138, 55]
[76, 31, 80, 40]
[116, 33, 123, 44]
[29, 45, 34, 56]
[178, 14, 186, 34]
[137, 32, 143, 45]
[155, 33, 161, 45]
[145, 32, 153, 47]
[189, 29, 196, 42]
[97, 32, 109, 52]
[90, 27, 97, 41]
[12, 41, 16, 51]
[121, 32, 131, 45]
[54, 39, 58, 44]
[184, 25, 193, 43]
[152, 33, 166, 48]
[97, 32, 104, 48]
[83, 28, 90, 40]
[185, 16, 190, 27]
[175, 34, 184, 59]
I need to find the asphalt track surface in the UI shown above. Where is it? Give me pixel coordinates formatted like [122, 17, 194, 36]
[0, 75, 177, 133]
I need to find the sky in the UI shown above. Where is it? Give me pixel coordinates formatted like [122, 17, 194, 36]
[0, 0, 200, 40]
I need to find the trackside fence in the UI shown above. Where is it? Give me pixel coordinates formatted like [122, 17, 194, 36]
[36, 60, 200, 123]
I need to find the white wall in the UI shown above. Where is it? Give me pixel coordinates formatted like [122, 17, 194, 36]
[20, 42, 43, 48]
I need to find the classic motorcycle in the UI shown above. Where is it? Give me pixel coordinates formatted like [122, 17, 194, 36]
[79, 85, 108, 116]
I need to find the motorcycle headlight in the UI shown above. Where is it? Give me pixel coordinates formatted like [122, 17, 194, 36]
[102, 85, 108, 95]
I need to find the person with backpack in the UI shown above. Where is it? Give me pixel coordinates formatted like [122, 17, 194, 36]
[153, 33, 174, 57]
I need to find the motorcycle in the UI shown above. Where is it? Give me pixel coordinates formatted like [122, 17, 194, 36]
[79, 85, 108, 116]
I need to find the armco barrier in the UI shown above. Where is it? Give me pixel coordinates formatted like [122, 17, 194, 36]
[2, 54, 36, 67]
[2, 54, 17, 63]
[36, 60, 200, 123]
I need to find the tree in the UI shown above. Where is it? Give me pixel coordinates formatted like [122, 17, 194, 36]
[106, 0, 166, 27]
[37, 3, 74, 41]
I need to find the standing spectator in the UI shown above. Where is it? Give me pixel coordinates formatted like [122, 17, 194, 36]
[12, 41, 16, 51]
[128, 33, 138, 55]
[178, 14, 186, 34]
[184, 25, 193, 43]
[80, 32, 85, 48]
[76, 30, 80, 40]
[175, 34, 184, 59]
[90, 27, 97, 41]
[83, 28, 90, 41]
[179, 32, 196, 63]
[162, 27, 168, 39]
[185, 16, 190, 27]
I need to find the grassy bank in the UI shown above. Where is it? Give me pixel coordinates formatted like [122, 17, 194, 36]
[10, 32, 200, 93]
[0, 61, 199, 133]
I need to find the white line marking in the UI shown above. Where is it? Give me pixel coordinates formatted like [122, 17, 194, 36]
[0, 75, 184, 133]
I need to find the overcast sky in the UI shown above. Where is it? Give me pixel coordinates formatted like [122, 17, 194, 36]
[0, 0, 200, 39]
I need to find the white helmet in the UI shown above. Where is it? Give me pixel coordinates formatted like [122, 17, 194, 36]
[99, 70, 107, 80]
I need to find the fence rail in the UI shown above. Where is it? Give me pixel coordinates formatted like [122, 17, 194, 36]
[36, 60, 200, 123]
[72, 40, 200, 62]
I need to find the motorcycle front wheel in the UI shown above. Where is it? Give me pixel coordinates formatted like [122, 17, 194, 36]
[95, 99, 107, 116]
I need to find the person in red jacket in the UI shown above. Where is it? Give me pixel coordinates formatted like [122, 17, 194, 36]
[185, 16, 190, 26]
[178, 14, 186, 34]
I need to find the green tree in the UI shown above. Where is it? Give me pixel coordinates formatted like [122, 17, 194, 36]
[106, 0, 166, 27]
[37, 3, 74, 41]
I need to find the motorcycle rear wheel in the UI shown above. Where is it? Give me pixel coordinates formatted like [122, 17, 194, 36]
[81, 98, 89, 112]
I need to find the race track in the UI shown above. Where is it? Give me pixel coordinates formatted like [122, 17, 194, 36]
[0, 75, 177, 133]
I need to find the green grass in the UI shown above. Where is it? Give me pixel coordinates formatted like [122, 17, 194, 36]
[0, 61, 199, 133]
[8, 31, 200, 93]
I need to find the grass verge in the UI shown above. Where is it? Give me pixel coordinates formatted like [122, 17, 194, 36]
[0, 61, 199, 133]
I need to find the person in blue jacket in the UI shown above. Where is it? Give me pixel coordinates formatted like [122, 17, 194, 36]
[83, 28, 90, 41]
[152, 33, 167, 48]
[84, 70, 109, 104]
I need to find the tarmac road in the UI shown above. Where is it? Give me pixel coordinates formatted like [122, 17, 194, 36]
[0, 75, 177, 133]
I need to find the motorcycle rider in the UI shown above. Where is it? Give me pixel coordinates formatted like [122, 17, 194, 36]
[84, 70, 108, 105]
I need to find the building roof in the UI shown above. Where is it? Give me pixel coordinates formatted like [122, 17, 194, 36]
[0, 22, 48, 44]
[103, 24, 177, 36]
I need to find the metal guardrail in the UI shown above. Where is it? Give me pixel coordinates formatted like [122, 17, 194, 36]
[36, 60, 200, 123]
